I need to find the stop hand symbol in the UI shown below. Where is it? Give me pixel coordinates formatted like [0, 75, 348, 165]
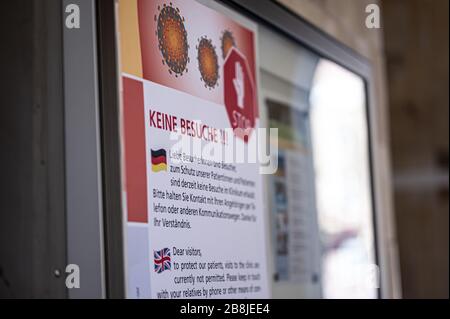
[233, 62, 245, 109]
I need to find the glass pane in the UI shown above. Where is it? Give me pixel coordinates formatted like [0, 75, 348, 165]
[260, 26, 377, 299]
[310, 60, 377, 299]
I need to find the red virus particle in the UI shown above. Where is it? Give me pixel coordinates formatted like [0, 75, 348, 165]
[221, 30, 236, 59]
[155, 3, 189, 77]
[196, 37, 219, 89]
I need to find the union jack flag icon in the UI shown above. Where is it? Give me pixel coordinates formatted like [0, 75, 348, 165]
[154, 248, 171, 273]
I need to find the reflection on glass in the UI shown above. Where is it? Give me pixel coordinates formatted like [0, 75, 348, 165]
[310, 60, 377, 299]
[267, 99, 319, 285]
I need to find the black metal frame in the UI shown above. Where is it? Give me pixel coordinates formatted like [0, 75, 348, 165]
[96, 0, 125, 299]
[97, 0, 381, 298]
[221, 0, 371, 79]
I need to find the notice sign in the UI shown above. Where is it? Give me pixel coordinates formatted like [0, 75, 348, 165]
[118, 0, 269, 298]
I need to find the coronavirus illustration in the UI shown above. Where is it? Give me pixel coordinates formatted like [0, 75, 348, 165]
[221, 30, 236, 59]
[197, 36, 219, 89]
[155, 3, 189, 77]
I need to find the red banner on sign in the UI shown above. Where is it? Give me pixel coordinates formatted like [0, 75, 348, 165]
[123, 77, 148, 223]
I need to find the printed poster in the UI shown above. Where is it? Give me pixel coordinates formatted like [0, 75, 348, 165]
[118, 0, 269, 298]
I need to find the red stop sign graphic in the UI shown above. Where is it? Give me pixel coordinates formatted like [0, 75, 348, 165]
[223, 48, 256, 142]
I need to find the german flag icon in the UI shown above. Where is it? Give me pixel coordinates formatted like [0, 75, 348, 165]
[151, 149, 167, 172]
